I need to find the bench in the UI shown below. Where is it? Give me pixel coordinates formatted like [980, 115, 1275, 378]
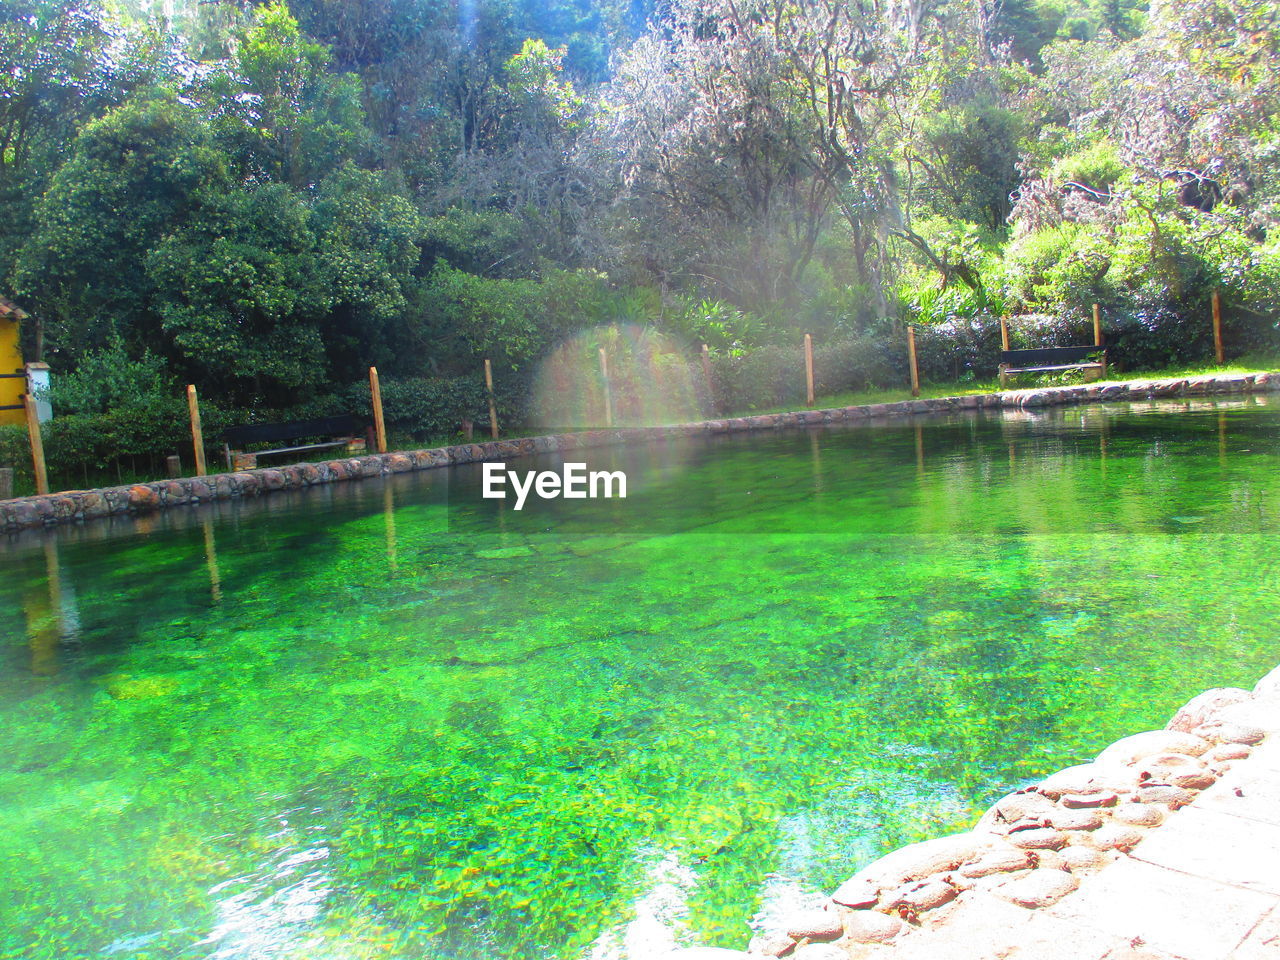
[223, 414, 369, 471]
[999, 345, 1106, 388]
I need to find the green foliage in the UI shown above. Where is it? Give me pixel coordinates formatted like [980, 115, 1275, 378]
[46, 338, 175, 415]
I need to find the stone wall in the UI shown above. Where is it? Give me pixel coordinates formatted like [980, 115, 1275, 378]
[2, 370, 1277, 533]
[674, 665, 1280, 960]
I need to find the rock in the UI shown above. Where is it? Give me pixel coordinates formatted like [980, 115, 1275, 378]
[888, 878, 958, 912]
[1198, 721, 1266, 745]
[128, 484, 160, 510]
[1037, 762, 1139, 799]
[790, 946, 845, 960]
[978, 791, 1056, 830]
[843, 910, 903, 944]
[747, 933, 797, 957]
[1061, 792, 1118, 809]
[1044, 807, 1103, 831]
[1136, 785, 1198, 806]
[1059, 846, 1107, 871]
[993, 869, 1079, 908]
[1164, 769, 1217, 790]
[1096, 731, 1210, 765]
[1006, 828, 1067, 851]
[783, 911, 842, 942]
[1167, 688, 1253, 733]
[959, 848, 1035, 878]
[1089, 824, 1145, 852]
[1207, 743, 1251, 762]
[851, 833, 988, 887]
[830, 878, 879, 909]
[1113, 803, 1164, 827]
[1255, 664, 1280, 698]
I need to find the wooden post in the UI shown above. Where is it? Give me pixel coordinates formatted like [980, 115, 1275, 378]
[599, 348, 613, 427]
[804, 333, 815, 407]
[186, 385, 207, 477]
[1092, 303, 1103, 347]
[24, 394, 48, 495]
[700, 343, 713, 408]
[998, 317, 1011, 388]
[0, 467, 12, 500]
[483, 359, 499, 439]
[1212, 291, 1224, 365]
[907, 325, 920, 398]
[165, 455, 182, 478]
[369, 366, 387, 453]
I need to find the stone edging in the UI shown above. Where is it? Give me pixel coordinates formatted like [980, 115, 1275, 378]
[711, 666, 1280, 960]
[2, 370, 1277, 533]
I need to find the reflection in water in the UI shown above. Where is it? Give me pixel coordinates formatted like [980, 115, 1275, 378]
[0, 399, 1277, 960]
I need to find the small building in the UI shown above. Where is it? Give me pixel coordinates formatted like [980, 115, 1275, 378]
[0, 299, 28, 427]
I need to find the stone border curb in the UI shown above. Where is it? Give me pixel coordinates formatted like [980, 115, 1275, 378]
[715, 667, 1280, 960]
[2, 370, 1277, 534]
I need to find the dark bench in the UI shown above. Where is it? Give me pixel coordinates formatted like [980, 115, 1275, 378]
[222, 414, 368, 470]
[999, 345, 1106, 388]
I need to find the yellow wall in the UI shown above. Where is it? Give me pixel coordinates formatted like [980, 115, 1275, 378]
[0, 317, 25, 427]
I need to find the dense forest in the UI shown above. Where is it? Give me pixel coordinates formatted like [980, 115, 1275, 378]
[2, 0, 1279, 473]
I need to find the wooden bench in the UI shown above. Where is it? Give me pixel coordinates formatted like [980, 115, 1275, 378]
[999, 345, 1106, 388]
[223, 414, 369, 470]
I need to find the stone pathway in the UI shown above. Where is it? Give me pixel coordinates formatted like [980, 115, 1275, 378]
[670, 668, 1280, 960]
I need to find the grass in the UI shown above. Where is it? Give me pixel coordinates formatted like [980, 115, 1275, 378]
[738, 353, 1280, 418]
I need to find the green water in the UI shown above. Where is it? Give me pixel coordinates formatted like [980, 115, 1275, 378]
[1, 400, 1278, 960]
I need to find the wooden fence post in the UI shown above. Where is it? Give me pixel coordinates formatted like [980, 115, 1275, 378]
[1000, 316, 1010, 352]
[1212, 291, 1224, 365]
[186, 385, 207, 477]
[483, 359, 499, 439]
[1092, 304, 1102, 347]
[24, 394, 48, 495]
[907, 325, 920, 398]
[803, 333, 815, 407]
[599, 348, 613, 427]
[369, 366, 387, 453]
[0, 467, 12, 500]
[700, 343, 713, 408]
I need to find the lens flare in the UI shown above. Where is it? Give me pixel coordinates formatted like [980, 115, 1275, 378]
[530, 325, 706, 432]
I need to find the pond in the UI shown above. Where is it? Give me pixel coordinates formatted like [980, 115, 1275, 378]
[2, 399, 1278, 960]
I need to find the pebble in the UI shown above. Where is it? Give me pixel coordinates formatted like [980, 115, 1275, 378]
[1045, 807, 1103, 831]
[889, 878, 957, 912]
[830, 878, 878, 909]
[1006, 828, 1068, 851]
[993, 868, 1080, 908]
[1164, 769, 1217, 790]
[1113, 803, 1164, 827]
[843, 910, 904, 944]
[959, 848, 1034, 878]
[1136, 784, 1197, 806]
[1089, 824, 1145, 852]
[1061, 792, 1118, 809]
[1207, 743, 1251, 762]
[1059, 846, 1107, 871]
[784, 911, 843, 942]
[791, 946, 846, 960]
[1097, 730, 1211, 764]
[852, 833, 987, 886]
[1166, 688, 1252, 733]
[1038, 763, 1138, 800]
[1199, 721, 1266, 746]
[747, 933, 796, 957]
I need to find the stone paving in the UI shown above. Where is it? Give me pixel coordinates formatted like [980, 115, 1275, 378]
[671, 666, 1280, 960]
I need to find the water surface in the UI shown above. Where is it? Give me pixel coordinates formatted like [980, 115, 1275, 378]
[1, 399, 1277, 960]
